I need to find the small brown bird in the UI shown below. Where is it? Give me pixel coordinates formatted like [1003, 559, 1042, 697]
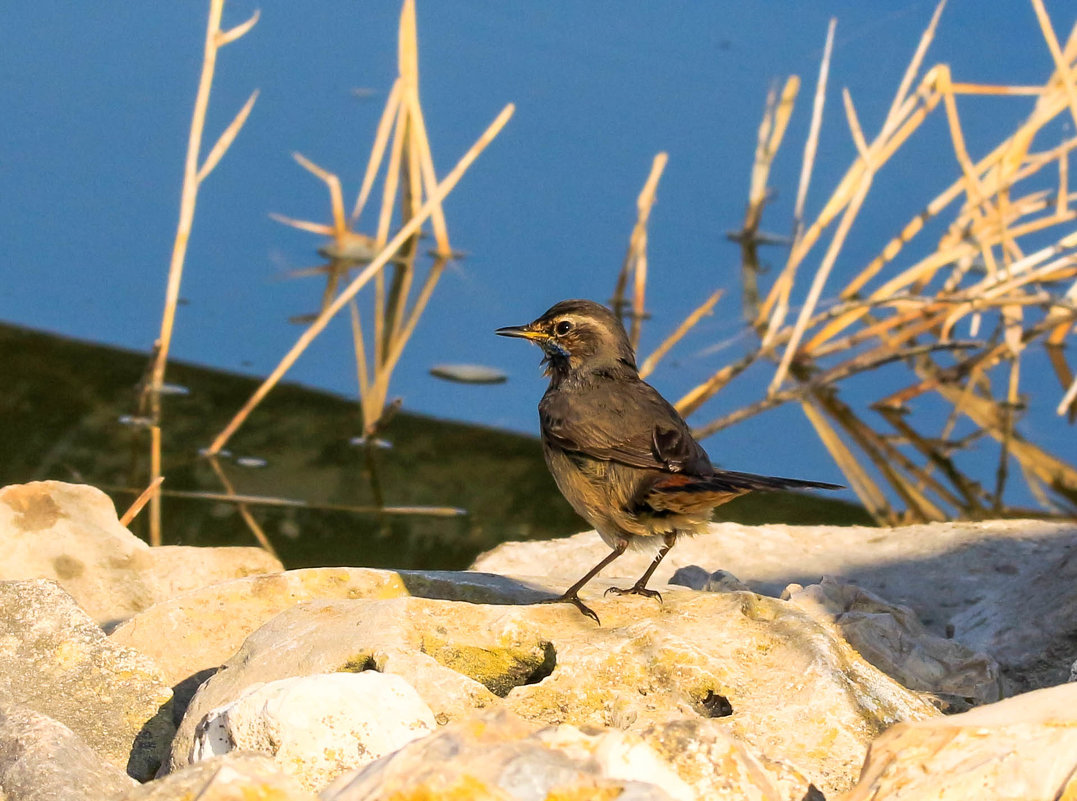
[497, 299, 841, 623]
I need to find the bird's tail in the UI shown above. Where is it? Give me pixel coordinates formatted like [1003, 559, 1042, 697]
[642, 470, 842, 516]
[706, 470, 843, 493]
[647, 470, 841, 505]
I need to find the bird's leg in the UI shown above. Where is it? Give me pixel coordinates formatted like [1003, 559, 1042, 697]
[605, 532, 677, 602]
[542, 540, 628, 624]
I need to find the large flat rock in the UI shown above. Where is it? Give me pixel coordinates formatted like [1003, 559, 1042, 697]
[0, 481, 281, 628]
[108, 566, 550, 723]
[473, 520, 1077, 690]
[109, 568, 412, 691]
[169, 593, 937, 796]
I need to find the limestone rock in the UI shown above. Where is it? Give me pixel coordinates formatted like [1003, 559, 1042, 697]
[189, 672, 436, 791]
[0, 579, 174, 780]
[0, 702, 136, 801]
[324, 708, 686, 801]
[841, 682, 1077, 801]
[0, 481, 281, 628]
[640, 717, 818, 801]
[167, 598, 512, 773]
[108, 566, 550, 724]
[109, 567, 409, 718]
[949, 539, 1077, 693]
[125, 754, 318, 801]
[170, 593, 936, 795]
[136, 545, 283, 620]
[670, 566, 751, 593]
[108, 566, 563, 726]
[782, 577, 1001, 706]
[473, 520, 1077, 690]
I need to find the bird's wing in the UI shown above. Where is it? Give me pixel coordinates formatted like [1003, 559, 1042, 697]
[540, 378, 711, 474]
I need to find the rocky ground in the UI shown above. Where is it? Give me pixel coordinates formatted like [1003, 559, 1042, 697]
[1, 480, 1075, 800]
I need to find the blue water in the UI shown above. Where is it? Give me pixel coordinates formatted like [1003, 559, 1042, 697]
[0, 1, 1070, 511]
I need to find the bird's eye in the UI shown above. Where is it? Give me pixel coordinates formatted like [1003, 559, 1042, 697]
[555, 320, 573, 336]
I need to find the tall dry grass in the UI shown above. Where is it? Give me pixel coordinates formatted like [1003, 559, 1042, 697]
[624, 0, 1077, 523]
[133, 0, 510, 550]
[134, 0, 259, 544]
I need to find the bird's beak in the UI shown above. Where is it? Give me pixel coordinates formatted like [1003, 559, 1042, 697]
[495, 324, 544, 341]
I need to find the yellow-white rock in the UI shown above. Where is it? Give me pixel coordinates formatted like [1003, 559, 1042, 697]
[189, 672, 436, 792]
[841, 682, 1077, 800]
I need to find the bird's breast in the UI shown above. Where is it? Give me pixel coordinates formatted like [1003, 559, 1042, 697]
[541, 436, 697, 541]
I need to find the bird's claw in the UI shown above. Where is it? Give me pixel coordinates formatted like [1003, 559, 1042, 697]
[540, 593, 601, 624]
[604, 585, 663, 602]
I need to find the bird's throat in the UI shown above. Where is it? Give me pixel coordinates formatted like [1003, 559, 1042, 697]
[542, 351, 572, 383]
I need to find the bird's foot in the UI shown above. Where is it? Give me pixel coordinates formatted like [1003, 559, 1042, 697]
[540, 593, 601, 624]
[604, 584, 663, 602]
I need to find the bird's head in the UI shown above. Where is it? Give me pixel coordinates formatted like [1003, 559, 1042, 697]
[496, 299, 637, 379]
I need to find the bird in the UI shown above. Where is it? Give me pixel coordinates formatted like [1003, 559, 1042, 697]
[496, 298, 842, 624]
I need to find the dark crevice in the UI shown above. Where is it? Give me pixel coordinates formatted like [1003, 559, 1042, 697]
[338, 654, 377, 673]
[697, 689, 733, 718]
[522, 641, 557, 687]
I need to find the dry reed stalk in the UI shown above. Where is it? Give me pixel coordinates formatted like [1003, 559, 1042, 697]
[374, 98, 409, 372]
[792, 19, 836, 246]
[142, 0, 258, 545]
[1029, 0, 1077, 128]
[801, 397, 891, 522]
[119, 477, 164, 528]
[381, 255, 449, 380]
[349, 300, 372, 419]
[148, 425, 162, 538]
[767, 168, 874, 393]
[806, 175, 1077, 352]
[814, 391, 946, 522]
[397, 0, 451, 255]
[205, 102, 514, 456]
[271, 0, 468, 444]
[638, 289, 723, 379]
[354, 80, 404, 222]
[611, 152, 668, 351]
[108, 486, 464, 517]
[951, 83, 1048, 96]
[206, 455, 278, 558]
[393, 164, 425, 344]
[675, 354, 754, 419]
[884, 346, 1074, 510]
[403, 89, 453, 253]
[875, 407, 985, 511]
[358, 82, 456, 430]
[674, 290, 933, 417]
[758, 57, 943, 332]
[933, 378, 1077, 499]
[691, 340, 976, 439]
[1058, 373, 1077, 415]
[391, 110, 422, 347]
[832, 133, 1072, 301]
[742, 77, 799, 328]
[652, 0, 1077, 519]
